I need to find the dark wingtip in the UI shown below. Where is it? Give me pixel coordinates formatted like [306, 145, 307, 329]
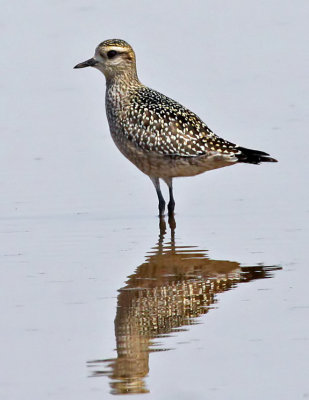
[236, 146, 278, 164]
[265, 157, 278, 163]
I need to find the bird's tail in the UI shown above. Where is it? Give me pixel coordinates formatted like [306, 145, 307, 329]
[236, 146, 278, 164]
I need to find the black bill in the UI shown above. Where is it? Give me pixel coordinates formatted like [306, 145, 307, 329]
[74, 58, 98, 69]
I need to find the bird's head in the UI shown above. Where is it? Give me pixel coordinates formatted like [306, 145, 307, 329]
[74, 39, 137, 81]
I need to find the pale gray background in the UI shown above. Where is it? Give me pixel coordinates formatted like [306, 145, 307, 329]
[0, 1, 308, 399]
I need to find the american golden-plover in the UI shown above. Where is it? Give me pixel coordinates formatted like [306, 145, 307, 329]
[74, 39, 277, 216]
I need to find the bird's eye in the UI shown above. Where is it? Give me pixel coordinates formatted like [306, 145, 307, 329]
[107, 50, 118, 59]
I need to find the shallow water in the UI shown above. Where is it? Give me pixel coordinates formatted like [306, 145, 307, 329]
[1, 1, 309, 399]
[88, 217, 282, 395]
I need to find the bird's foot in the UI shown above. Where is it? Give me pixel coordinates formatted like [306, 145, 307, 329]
[168, 212, 176, 231]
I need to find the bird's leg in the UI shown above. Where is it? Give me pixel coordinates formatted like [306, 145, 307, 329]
[150, 177, 166, 216]
[169, 215, 176, 247]
[163, 178, 175, 217]
[159, 215, 167, 241]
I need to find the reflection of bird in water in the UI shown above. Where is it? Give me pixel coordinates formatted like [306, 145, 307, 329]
[88, 217, 281, 395]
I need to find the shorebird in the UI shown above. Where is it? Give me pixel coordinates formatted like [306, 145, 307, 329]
[74, 39, 277, 216]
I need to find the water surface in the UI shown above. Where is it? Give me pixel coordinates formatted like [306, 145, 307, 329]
[88, 218, 281, 395]
[0, 1, 308, 399]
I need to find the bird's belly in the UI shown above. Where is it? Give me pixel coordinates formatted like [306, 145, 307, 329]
[110, 131, 237, 178]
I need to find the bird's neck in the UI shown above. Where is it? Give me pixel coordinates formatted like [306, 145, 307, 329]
[105, 67, 141, 89]
[105, 72, 143, 113]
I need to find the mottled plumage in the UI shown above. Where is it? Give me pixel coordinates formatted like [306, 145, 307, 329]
[74, 39, 277, 215]
[119, 86, 238, 157]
